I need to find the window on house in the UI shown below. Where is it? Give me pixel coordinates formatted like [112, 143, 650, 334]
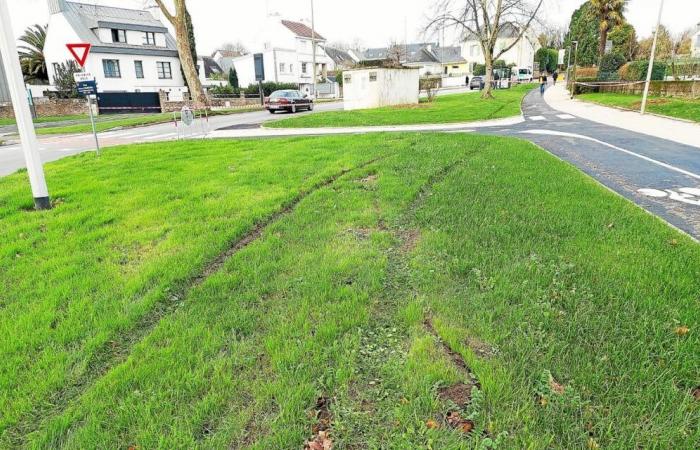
[102, 59, 121, 78]
[369, 72, 377, 82]
[134, 61, 144, 79]
[279, 63, 286, 73]
[157, 61, 172, 79]
[302, 62, 307, 74]
[344, 74, 351, 84]
[111, 29, 127, 43]
[452, 65, 459, 69]
[290, 64, 294, 73]
[444, 66, 448, 74]
[144, 32, 156, 46]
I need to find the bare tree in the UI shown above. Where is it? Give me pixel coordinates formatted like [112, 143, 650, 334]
[219, 41, 249, 56]
[152, 0, 208, 107]
[385, 42, 407, 68]
[429, 0, 544, 99]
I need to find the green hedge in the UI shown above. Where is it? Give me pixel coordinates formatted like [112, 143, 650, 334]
[619, 60, 667, 81]
[243, 82, 300, 97]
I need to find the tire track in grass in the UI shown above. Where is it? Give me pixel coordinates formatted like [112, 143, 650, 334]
[5, 155, 391, 447]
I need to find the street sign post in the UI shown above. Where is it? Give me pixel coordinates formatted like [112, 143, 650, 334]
[66, 43, 91, 68]
[254, 53, 265, 106]
[73, 70, 100, 155]
[0, 0, 50, 209]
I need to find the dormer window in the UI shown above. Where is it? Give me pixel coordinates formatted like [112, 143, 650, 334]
[111, 29, 127, 43]
[144, 32, 156, 46]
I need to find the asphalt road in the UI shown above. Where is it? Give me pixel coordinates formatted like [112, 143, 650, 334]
[479, 88, 700, 240]
[0, 101, 344, 177]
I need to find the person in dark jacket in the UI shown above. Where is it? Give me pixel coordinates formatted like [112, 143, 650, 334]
[553, 71, 559, 85]
[465, 75, 470, 87]
[539, 73, 548, 94]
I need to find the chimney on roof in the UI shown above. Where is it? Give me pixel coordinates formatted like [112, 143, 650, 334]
[145, 1, 161, 20]
[47, 0, 67, 14]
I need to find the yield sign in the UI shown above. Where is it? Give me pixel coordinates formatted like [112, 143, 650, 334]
[66, 43, 92, 67]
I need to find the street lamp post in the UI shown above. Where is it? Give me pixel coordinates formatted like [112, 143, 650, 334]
[641, 0, 665, 115]
[0, 0, 50, 209]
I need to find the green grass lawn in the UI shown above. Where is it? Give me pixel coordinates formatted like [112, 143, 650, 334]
[267, 84, 533, 128]
[578, 92, 700, 122]
[0, 114, 88, 127]
[33, 107, 262, 135]
[0, 134, 697, 448]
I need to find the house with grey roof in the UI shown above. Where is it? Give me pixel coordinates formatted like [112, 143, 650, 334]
[462, 24, 539, 75]
[197, 56, 227, 90]
[359, 43, 467, 77]
[43, 0, 186, 97]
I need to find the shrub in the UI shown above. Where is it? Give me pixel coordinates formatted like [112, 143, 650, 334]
[243, 82, 300, 97]
[473, 64, 486, 76]
[574, 67, 598, 79]
[209, 85, 235, 95]
[619, 60, 667, 81]
[536, 48, 560, 73]
[598, 53, 626, 80]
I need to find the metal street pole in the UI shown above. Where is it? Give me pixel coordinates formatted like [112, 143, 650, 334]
[571, 41, 579, 99]
[0, 0, 50, 209]
[310, 0, 317, 99]
[641, 0, 665, 115]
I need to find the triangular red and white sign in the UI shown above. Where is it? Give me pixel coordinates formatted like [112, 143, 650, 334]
[66, 43, 92, 67]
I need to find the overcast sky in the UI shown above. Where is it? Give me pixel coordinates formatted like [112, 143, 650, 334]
[7, 0, 700, 54]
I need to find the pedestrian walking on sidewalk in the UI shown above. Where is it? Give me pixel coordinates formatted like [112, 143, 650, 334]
[553, 71, 559, 85]
[539, 72, 548, 95]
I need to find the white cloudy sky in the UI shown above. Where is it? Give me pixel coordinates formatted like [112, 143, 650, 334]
[7, 0, 700, 54]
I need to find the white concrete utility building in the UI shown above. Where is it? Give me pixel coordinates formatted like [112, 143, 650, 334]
[342, 68, 419, 111]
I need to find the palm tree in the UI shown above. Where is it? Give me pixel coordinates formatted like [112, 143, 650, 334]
[18, 24, 48, 83]
[590, 0, 627, 61]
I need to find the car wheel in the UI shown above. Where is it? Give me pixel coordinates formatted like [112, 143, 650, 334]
[308, 103, 314, 111]
[292, 104, 297, 113]
[268, 110, 276, 114]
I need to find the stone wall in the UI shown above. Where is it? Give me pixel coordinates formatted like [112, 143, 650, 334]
[158, 91, 261, 113]
[0, 98, 87, 119]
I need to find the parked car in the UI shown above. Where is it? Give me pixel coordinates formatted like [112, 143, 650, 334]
[264, 90, 314, 114]
[517, 68, 533, 82]
[469, 76, 485, 90]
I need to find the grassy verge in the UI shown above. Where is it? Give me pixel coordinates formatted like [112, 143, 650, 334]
[577, 92, 700, 122]
[33, 107, 262, 135]
[0, 134, 697, 448]
[0, 114, 89, 127]
[267, 84, 533, 128]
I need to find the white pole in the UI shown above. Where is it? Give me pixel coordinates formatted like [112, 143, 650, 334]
[0, 0, 50, 209]
[311, 0, 317, 99]
[641, 0, 665, 115]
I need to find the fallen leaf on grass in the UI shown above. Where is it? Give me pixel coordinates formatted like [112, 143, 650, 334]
[670, 239, 679, 246]
[445, 411, 474, 434]
[587, 438, 600, 449]
[674, 326, 690, 336]
[426, 419, 440, 429]
[692, 387, 700, 401]
[305, 431, 333, 450]
[549, 378, 565, 395]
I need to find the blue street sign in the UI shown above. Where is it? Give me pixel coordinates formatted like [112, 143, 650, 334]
[77, 80, 97, 96]
[254, 53, 265, 81]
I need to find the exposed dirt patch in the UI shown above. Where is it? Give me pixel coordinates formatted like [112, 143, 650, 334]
[692, 386, 700, 401]
[424, 318, 475, 377]
[465, 336, 497, 359]
[359, 174, 378, 184]
[445, 410, 475, 434]
[347, 228, 373, 240]
[439, 383, 473, 409]
[398, 229, 421, 253]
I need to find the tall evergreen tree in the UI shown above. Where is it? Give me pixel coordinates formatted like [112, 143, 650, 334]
[228, 68, 239, 94]
[564, 2, 601, 66]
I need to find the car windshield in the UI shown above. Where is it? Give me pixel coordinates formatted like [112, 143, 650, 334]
[519, 70, 529, 75]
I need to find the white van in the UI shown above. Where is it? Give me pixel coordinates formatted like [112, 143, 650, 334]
[517, 68, 533, 82]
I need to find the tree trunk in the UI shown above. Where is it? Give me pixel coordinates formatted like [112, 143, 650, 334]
[481, 53, 494, 99]
[598, 27, 609, 63]
[175, 20, 207, 108]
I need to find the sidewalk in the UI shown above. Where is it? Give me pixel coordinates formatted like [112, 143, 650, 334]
[543, 84, 700, 149]
[210, 115, 524, 139]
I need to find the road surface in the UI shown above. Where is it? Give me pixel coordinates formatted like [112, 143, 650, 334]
[0, 101, 344, 177]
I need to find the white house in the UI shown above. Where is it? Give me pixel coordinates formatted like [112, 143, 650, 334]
[231, 17, 332, 96]
[197, 56, 227, 90]
[44, 0, 186, 97]
[692, 23, 700, 58]
[462, 24, 540, 75]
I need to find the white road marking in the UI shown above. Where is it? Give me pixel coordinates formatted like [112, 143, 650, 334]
[529, 116, 546, 121]
[557, 114, 575, 120]
[638, 188, 700, 206]
[522, 129, 700, 181]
